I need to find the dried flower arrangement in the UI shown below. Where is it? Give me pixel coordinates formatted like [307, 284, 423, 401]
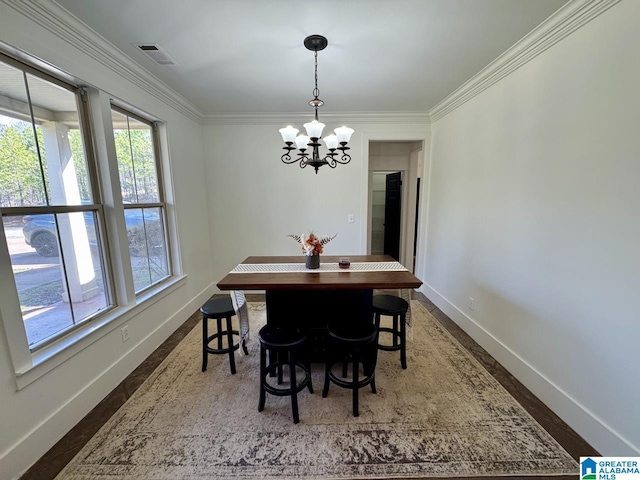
[287, 232, 337, 256]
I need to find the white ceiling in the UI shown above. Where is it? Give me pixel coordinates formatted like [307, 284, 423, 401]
[54, 0, 568, 115]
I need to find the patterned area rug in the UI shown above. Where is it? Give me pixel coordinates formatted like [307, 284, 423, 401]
[56, 302, 577, 479]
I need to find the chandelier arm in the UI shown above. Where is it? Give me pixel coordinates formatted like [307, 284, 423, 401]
[324, 156, 338, 168]
[334, 145, 351, 164]
[281, 154, 301, 164]
[281, 150, 304, 164]
[281, 152, 292, 163]
[333, 152, 351, 164]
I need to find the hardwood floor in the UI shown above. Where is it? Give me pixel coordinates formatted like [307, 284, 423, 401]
[21, 292, 597, 480]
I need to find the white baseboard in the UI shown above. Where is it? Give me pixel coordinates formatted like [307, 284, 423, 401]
[419, 283, 638, 456]
[1, 282, 216, 480]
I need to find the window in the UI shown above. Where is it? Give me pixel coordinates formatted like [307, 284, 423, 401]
[111, 107, 171, 293]
[0, 55, 111, 349]
[0, 50, 175, 363]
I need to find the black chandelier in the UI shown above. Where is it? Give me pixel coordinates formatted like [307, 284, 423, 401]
[279, 35, 354, 174]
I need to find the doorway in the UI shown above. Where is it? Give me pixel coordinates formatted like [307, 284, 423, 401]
[367, 141, 423, 271]
[370, 171, 402, 259]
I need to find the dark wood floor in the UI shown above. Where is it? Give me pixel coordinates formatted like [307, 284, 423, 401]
[21, 292, 596, 480]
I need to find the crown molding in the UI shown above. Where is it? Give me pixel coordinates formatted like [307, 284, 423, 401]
[1, 0, 428, 128]
[428, 0, 622, 122]
[1, 0, 204, 123]
[202, 111, 431, 126]
[5, 0, 617, 127]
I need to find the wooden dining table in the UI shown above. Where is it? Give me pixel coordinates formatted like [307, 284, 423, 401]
[217, 255, 422, 361]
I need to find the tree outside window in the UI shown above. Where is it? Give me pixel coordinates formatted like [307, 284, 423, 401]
[111, 107, 170, 293]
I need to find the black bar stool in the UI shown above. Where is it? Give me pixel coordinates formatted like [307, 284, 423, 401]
[200, 297, 248, 374]
[322, 321, 378, 417]
[258, 325, 313, 424]
[373, 294, 410, 369]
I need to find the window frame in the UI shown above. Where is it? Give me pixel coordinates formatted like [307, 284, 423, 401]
[0, 53, 116, 351]
[0, 48, 182, 388]
[110, 104, 173, 295]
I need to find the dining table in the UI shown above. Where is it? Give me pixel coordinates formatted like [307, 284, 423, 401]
[217, 255, 423, 361]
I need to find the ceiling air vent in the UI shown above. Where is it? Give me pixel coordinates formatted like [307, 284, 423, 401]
[134, 44, 176, 65]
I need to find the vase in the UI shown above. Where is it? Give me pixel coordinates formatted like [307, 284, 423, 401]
[305, 254, 320, 269]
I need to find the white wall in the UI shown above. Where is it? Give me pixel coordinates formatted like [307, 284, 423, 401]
[422, 0, 639, 455]
[204, 121, 429, 285]
[0, 6, 212, 479]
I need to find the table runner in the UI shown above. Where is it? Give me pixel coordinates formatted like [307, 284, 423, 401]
[230, 261, 407, 274]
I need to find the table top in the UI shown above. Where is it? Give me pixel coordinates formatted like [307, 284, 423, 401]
[217, 255, 423, 291]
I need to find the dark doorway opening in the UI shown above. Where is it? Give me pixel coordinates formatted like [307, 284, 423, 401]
[383, 171, 402, 260]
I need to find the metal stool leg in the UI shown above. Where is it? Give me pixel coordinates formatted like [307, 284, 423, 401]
[258, 344, 266, 412]
[306, 360, 314, 394]
[226, 316, 236, 374]
[352, 355, 360, 417]
[268, 349, 276, 377]
[392, 315, 399, 347]
[400, 312, 407, 369]
[216, 317, 223, 350]
[290, 351, 300, 424]
[277, 350, 284, 385]
[202, 316, 208, 372]
[322, 362, 331, 397]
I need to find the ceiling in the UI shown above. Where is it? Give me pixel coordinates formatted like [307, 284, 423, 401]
[54, 0, 568, 116]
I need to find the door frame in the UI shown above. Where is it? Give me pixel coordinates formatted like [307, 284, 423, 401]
[367, 152, 414, 270]
[358, 127, 431, 280]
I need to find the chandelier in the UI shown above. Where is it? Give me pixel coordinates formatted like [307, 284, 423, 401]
[279, 35, 354, 174]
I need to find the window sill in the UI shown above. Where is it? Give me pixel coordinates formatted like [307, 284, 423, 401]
[14, 274, 187, 390]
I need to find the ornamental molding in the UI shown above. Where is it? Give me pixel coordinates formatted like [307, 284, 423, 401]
[202, 112, 430, 126]
[3, 0, 620, 126]
[1, 0, 203, 123]
[1, 0, 429, 127]
[428, 0, 622, 122]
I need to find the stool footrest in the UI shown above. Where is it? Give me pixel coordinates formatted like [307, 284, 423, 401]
[263, 362, 312, 397]
[377, 327, 402, 351]
[205, 329, 241, 354]
[326, 367, 374, 390]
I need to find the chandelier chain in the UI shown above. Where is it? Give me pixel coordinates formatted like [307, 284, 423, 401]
[313, 50, 319, 99]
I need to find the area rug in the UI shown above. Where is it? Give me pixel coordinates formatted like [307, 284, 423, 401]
[55, 302, 577, 479]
